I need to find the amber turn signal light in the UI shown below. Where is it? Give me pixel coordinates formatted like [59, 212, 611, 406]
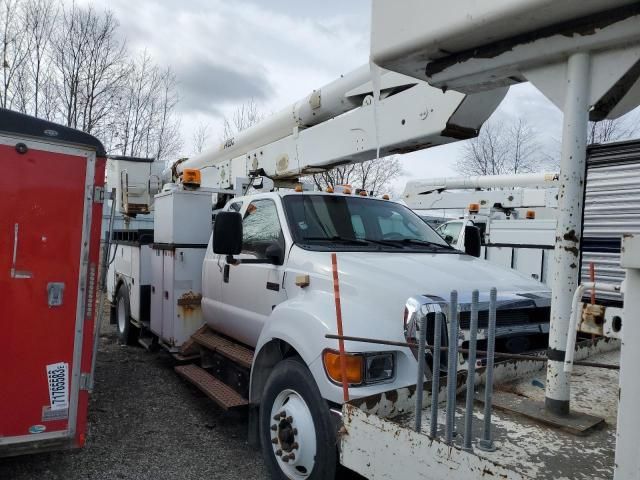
[322, 349, 364, 385]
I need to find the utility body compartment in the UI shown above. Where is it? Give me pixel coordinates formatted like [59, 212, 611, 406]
[150, 246, 207, 349]
[153, 189, 212, 245]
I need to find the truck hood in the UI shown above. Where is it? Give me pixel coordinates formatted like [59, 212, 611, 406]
[286, 247, 550, 340]
[334, 251, 549, 297]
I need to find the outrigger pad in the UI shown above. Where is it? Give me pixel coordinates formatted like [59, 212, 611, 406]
[479, 390, 605, 436]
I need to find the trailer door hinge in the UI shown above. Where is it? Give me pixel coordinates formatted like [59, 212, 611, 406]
[79, 373, 93, 391]
[93, 186, 104, 204]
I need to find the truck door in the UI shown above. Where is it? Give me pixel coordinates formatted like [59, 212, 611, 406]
[219, 198, 288, 347]
[201, 201, 242, 331]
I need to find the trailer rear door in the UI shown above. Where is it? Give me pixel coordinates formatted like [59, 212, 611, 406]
[0, 138, 96, 451]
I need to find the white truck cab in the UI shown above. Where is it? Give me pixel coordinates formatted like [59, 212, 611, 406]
[197, 189, 551, 477]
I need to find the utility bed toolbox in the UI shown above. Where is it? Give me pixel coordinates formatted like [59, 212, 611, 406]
[0, 109, 106, 457]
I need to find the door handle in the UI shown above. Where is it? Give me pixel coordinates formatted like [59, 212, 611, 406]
[223, 264, 230, 283]
[10, 223, 32, 279]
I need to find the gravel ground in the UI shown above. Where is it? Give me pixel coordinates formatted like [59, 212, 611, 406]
[1, 323, 268, 480]
[1, 322, 365, 480]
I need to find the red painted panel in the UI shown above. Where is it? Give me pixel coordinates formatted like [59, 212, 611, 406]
[0, 144, 87, 438]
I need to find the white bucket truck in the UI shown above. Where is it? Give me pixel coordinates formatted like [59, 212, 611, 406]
[108, 59, 556, 478]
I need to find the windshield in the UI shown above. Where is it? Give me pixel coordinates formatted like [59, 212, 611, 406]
[282, 194, 454, 252]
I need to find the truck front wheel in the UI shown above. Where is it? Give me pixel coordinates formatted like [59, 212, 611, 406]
[260, 358, 337, 480]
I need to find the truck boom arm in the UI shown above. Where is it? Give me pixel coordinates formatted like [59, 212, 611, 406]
[172, 65, 508, 190]
[403, 172, 559, 211]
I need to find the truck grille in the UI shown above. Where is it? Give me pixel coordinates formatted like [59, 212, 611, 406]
[458, 306, 550, 330]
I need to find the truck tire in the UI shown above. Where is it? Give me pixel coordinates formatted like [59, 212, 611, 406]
[115, 286, 138, 345]
[260, 358, 337, 480]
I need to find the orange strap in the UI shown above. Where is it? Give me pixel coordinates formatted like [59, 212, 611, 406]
[331, 253, 349, 402]
[589, 262, 596, 304]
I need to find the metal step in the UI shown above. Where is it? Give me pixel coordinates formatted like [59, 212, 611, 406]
[174, 364, 248, 410]
[191, 329, 254, 369]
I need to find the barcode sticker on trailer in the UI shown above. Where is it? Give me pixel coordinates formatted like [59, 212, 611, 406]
[46, 362, 69, 411]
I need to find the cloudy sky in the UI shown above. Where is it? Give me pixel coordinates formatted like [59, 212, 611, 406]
[78, 0, 635, 192]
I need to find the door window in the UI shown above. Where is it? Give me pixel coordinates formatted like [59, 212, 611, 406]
[437, 221, 463, 245]
[242, 199, 284, 258]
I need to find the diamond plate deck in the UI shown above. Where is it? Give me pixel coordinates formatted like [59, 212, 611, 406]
[191, 329, 254, 369]
[174, 364, 248, 410]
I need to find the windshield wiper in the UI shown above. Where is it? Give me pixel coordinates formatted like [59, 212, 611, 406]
[361, 238, 403, 248]
[302, 236, 370, 246]
[392, 238, 454, 249]
[302, 236, 402, 248]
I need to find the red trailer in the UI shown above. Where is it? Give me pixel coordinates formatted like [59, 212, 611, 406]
[0, 109, 106, 457]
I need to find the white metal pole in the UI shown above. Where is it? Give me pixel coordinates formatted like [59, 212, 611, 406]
[545, 52, 590, 416]
[614, 235, 640, 480]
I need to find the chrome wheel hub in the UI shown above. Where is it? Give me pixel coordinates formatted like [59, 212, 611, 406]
[269, 389, 316, 478]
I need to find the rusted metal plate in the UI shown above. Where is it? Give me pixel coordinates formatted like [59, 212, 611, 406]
[340, 404, 519, 480]
[177, 291, 202, 307]
[579, 303, 606, 335]
[174, 364, 247, 410]
[486, 390, 604, 435]
[192, 329, 254, 369]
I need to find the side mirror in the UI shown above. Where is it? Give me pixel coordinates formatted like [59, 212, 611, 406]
[265, 242, 284, 265]
[213, 211, 243, 255]
[464, 225, 482, 258]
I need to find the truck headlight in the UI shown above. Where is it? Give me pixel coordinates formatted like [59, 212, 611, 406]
[365, 353, 394, 383]
[323, 349, 395, 386]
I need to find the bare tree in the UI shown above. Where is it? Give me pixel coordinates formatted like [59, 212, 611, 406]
[52, 3, 128, 133]
[221, 97, 263, 141]
[23, 0, 57, 117]
[543, 110, 640, 168]
[79, 9, 127, 134]
[192, 121, 211, 154]
[115, 51, 157, 157]
[588, 114, 640, 145]
[455, 117, 540, 176]
[310, 157, 403, 196]
[0, 0, 29, 110]
[509, 118, 540, 173]
[52, 3, 90, 127]
[310, 164, 358, 191]
[111, 52, 182, 163]
[150, 66, 182, 163]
